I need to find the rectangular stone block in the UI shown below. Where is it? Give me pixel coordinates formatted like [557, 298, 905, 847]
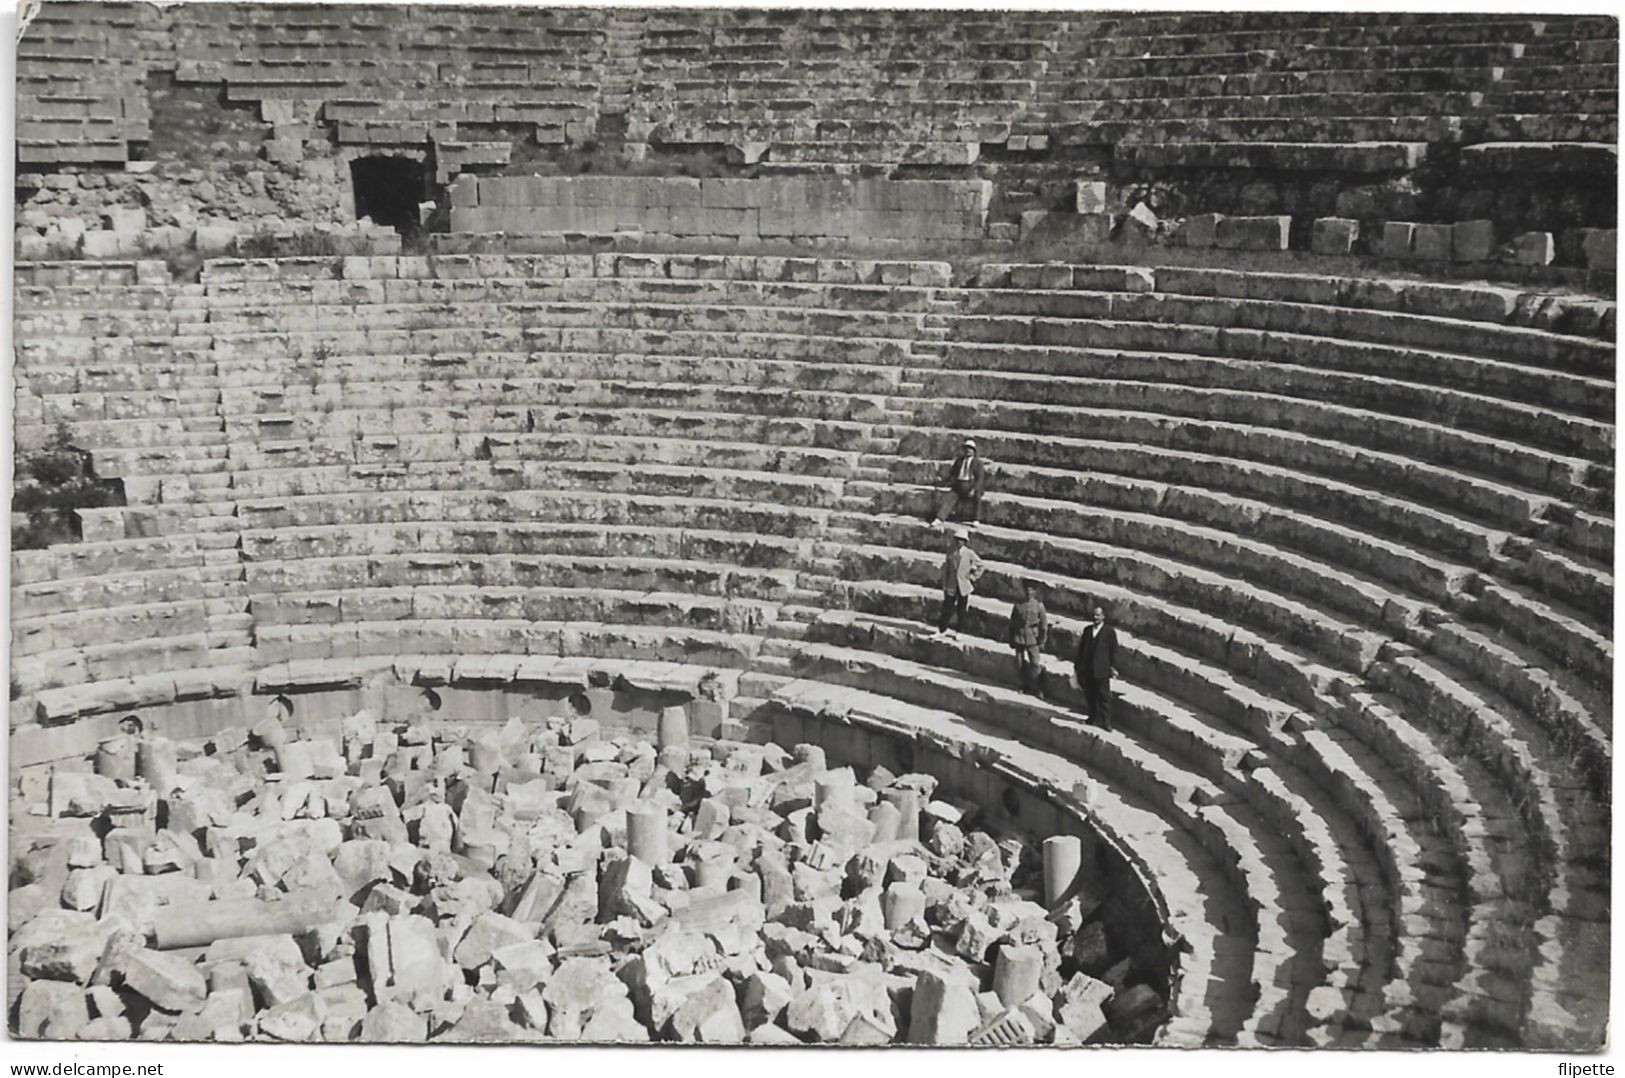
[662, 178, 703, 207]
[1075, 181, 1108, 215]
[82, 231, 120, 258]
[1175, 213, 1221, 248]
[1412, 223, 1453, 261]
[755, 206, 797, 239]
[1380, 221, 1416, 259]
[1020, 211, 1111, 246]
[701, 178, 760, 209]
[1215, 215, 1289, 251]
[958, 180, 994, 215]
[1514, 231, 1555, 266]
[104, 207, 146, 232]
[1450, 219, 1495, 262]
[1311, 217, 1359, 255]
[526, 177, 562, 206]
[450, 177, 479, 208]
[850, 179, 890, 211]
[1581, 228, 1617, 270]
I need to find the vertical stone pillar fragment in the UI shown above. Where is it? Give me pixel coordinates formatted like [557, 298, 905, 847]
[1043, 835, 1083, 906]
[627, 806, 667, 866]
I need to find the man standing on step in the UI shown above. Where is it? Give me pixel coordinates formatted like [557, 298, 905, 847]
[935, 526, 984, 637]
[930, 437, 986, 525]
[1073, 605, 1118, 730]
[1008, 579, 1049, 698]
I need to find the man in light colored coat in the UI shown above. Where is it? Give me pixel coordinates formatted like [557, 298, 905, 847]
[935, 527, 984, 636]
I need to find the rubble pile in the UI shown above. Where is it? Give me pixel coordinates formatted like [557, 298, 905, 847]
[10, 711, 1168, 1044]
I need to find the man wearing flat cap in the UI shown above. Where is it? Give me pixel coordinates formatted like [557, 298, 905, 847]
[1008, 578, 1049, 698]
[930, 436, 986, 526]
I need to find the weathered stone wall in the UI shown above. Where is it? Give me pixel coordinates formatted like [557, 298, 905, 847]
[451, 176, 993, 245]
[16, 5, 1618, 256]
[16, 156, 360, 261]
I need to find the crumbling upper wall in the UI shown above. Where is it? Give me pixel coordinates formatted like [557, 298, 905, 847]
[15, 5, 1619, 254]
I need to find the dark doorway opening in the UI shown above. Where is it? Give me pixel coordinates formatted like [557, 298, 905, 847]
[350, 155, 427, 236]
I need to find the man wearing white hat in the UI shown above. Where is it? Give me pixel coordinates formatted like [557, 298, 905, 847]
[934, 526, 984, 637]
[929, 436, 986, 525]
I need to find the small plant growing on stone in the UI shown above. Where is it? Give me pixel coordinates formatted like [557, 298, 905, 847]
[11, 422, 125, 549]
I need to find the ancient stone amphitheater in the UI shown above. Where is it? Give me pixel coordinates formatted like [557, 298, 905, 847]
[9, 2, 1616, 1052]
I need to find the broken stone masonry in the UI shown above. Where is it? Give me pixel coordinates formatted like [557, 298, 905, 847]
[9, 712, 1167, 1044]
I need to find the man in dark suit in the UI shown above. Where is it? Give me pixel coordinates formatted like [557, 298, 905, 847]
[930, 437, 986, 525]
[1073, 605, 1118, 730]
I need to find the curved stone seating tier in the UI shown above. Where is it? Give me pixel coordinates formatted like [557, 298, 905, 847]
[215, 382, 908, 441]
[914, 396, 1590, 534]
[1470, 580, 1614, 688]
[890, 430, 1513, 566]
[25, 255, 1608, 352]
[654, 95, 1035, 121]
[872, 447, 1611, 763]
[935, 334, 1608, 437]
[180, 415, 901, 500]
[1423, 620, 1610, 787]
[838, 524, 1353, 715]
[1062, 115, 1620, 148]
[917, 487, 1436, 639]
[1503, 63, 1620, 94]
[214, 425, 895, 481]
[884, 425, 1605, 686]
[927, 468, 1607, 708]
[1060, 116, 1461, 146]
[1094, 11, 1611, 37]
[966, 266, 1616, 360]
[925, 356, 1605, 469]
[810, 550, 1595, 1045]
[825, 517, 1608, 867]
[28, 265, 1599, 539]
[784, 607, 1490, 1046]
[1053, 89, 1613, 124]
[1516, 545, 1611, 622]
[1044, 43, 1520, 83]
[195, 289, 936, 332]
[15, 629, 771, 741]
[186, 262, 1615, 357]
[950, 286, 1613, 388]
[904, 380, 1611, 607]
[1077, 19, 1580, 57]
[1352, 666, 1609, 1041]
[242, 549, 803, 606]
[1046, 67, 1550, 107]
[205, 341, 921, 395]
[875, 469, 1469, 613]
